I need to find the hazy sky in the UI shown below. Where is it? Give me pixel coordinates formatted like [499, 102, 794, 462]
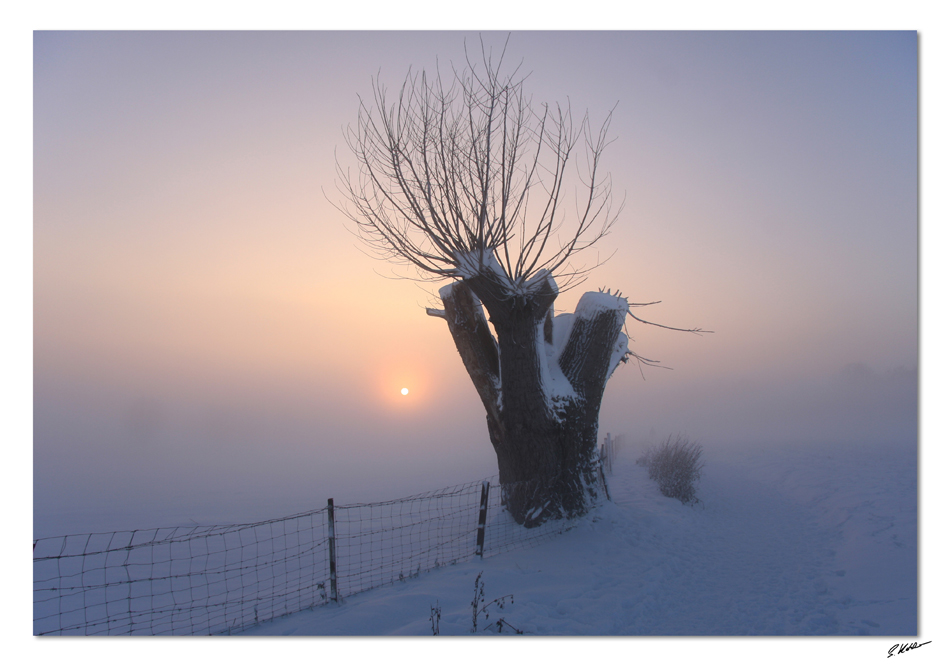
[33, 31, 917, 535]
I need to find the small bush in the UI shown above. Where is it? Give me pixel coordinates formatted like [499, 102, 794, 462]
[637, 435, 704, 505]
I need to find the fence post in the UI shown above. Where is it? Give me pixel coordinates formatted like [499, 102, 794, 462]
[327, 498, 338, 602]
[475, 481, 490, 558]
[598, 433, 612, 501]
[598, 461, 612, 502]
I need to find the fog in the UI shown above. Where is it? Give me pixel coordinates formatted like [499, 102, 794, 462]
[33, 31, 917, 538]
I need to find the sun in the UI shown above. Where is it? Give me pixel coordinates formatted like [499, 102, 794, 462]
[400, 387, 409, 396]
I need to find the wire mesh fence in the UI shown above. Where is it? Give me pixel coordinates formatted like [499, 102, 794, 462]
[33, 510, 330, 636]
[330, 480, 486, 600]
[35, 444, 618, 636]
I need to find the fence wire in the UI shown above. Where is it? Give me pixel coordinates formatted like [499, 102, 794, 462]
[35, 447, 616, 636]
[332, 480, 486, 599]
[33, 510, 330, 636]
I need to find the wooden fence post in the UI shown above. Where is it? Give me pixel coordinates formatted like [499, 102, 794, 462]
[327, 498, 338, 602]
[598, 462, 612, 502]
[598, 433, 612, 501]
[475, 481, 490, 558]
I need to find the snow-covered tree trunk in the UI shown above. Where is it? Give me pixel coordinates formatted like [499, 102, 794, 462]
[431, 272, 629, 527]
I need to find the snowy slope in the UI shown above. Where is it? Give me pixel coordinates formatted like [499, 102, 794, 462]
[239, 439, 916, 636]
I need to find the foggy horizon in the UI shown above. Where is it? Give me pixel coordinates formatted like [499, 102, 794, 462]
[33, 31, 917, 537]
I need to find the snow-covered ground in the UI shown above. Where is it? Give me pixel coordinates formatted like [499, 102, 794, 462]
[238, 439, 916, 636]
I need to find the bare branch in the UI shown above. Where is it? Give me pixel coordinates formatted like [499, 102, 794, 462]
[334, 38, 617, 295]
[626, 309, 712, 335]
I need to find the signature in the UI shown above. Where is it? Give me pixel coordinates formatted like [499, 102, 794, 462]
[888, 641, 931, 657]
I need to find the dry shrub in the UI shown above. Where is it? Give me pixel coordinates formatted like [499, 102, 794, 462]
[637, 435, 704, 505]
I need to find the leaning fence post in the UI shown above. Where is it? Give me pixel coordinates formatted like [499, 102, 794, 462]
[475, 481, 490, 558]
[327, 498, 338, 602]
[598, 461, 612, 502]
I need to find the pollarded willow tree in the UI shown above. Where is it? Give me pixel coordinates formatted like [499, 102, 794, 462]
[336, 43, 699, 526]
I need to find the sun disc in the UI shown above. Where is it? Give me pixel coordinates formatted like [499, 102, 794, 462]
[400, 387, 409, 396]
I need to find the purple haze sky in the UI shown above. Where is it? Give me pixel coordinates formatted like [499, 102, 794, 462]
[32, 31, 918, 536]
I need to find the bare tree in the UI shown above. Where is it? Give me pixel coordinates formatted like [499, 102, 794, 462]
[336, 41, 693, 526]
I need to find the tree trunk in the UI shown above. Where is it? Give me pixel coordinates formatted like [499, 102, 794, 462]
[430, 274, 628, 527]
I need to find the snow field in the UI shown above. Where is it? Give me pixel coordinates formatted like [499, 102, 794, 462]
[239, 439, 916, 636]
